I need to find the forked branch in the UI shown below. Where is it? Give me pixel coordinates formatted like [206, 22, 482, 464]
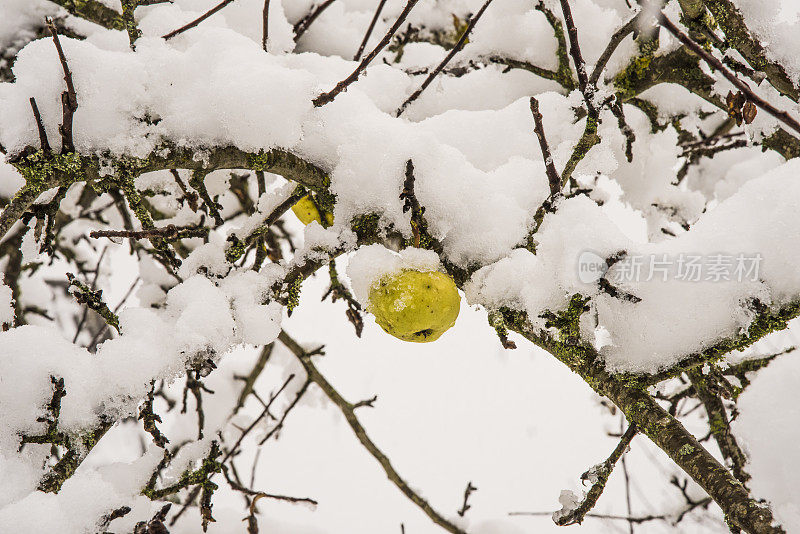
[313, 0, 421, 107]
[278, 330, 467, 534]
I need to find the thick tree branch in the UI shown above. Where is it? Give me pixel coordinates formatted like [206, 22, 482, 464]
[47, 0, 126, 30]
[702, 0, 799, 102]
[612, 42, 800, 160]
[656, 12, 800, 136]
[636, 300, 800, 386]
[2, 146, 328, 243]
[501, 302, 785, 534]
[687, 369, 750, 484]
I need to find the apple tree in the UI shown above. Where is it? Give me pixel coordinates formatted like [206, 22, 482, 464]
[1, 0, 799, 532]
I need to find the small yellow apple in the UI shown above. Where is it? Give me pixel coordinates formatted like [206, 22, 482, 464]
[368, 269, 460, 342]
[291, 195, 333, 226]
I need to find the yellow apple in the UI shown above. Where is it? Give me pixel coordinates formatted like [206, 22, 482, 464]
[291, 195, 333, 226]
[368, 269, 460, 342]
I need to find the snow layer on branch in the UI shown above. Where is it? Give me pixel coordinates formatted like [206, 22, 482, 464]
[0, 268, 282, 453]
[464, 0, 560, 70]
[464, 0, 633, 77]
[685, 145, 786, 203]
[2, 27, 555, 265]
[134, 0, 296, 54]
[737, 0, 800, 84]
[0, 158, 25, 199]
[465, 196, 632, 320]
[0, 452, 159, 532]
[0, 0, 56, 50]
[0, 29, 317, 157]
[733, 353, 800, 529]
[300, 93, 550, 266]
[0, 0, 797, 379]
[468, 159, 800, 374]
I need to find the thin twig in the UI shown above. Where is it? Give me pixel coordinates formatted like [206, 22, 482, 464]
[354, 0, 388, 61]
[396, 0, 495, 117]
[46, 20, 77, 104]
[510, 498, 713, 524]
[352, 395, 377, 409]
[560, 115, 600, 190]
[322, 260, 364, 337]
[557, 0, 594, 113]
[87, 276, 140, 351]
[457, 482, 477, 517]
[71, 246, 108, 343]
[657, 12, 800, 136]
[46, 18, 78, 153]
[261, 0, 270, 51]
[250, 448, 261, 488]
[226, 186, 306, 265]
[278, 329, 467, 534]
[169, 486, 201, 526]
[588, 13, 641, 87]
[620, 417, 634, 534]
[162, 0, 235, 40]
[222, 464, 317, 505]
[257, 379, 311, 445]
[234, 344, 273, 414]
[488, 56, 564, 86]
[89, 225, 209, 241]
[548, 0, 601, 191]
[245, 187, 306, 245]
[29, 97, 50, 152]
[529, 97, 561, 196]
[120, 0, 142, 49]
[226, 375, 295, 462]
[553, 423, 638, 526]
[251, 489, 316, 507]
[169, 169, 199, 212]
[609, 99, 635, 162]
[313, 0, 421, 107]
[293, 0, 337, 42]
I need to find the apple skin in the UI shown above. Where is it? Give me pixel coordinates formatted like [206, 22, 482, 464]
[368, 269, 460, 342]
[291, 195, 333, 226]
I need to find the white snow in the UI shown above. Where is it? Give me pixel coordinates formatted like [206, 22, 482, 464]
[733, 352, 800, 529]
[0, 281, 13, 326]
[1, 0, 800, 530]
